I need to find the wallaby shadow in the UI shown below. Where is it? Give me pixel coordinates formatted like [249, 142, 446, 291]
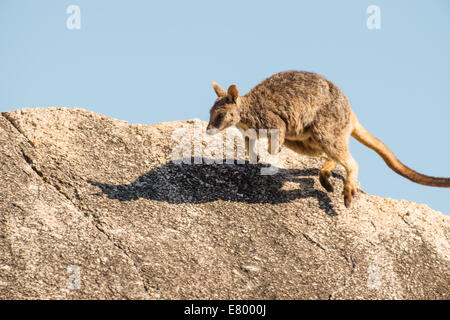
[88, 158, 344, 216]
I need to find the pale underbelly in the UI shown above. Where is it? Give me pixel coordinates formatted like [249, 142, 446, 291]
[285, 129, 312, 141]
[284, 137, 324, 157]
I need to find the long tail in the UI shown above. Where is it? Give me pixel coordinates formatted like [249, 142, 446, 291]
[351, 113, 450, 187]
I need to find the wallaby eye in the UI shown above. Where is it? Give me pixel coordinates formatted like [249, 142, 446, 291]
[217, 113, 225, 121]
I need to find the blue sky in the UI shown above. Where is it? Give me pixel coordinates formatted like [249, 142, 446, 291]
[1, 0, 449, 214]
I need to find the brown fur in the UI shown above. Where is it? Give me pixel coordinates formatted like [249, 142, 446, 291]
[207, 70, 450, 207]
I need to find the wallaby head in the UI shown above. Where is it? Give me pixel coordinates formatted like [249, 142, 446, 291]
[207, 81, 241, 134]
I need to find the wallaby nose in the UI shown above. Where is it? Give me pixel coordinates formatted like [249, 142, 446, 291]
[206, 124, 217, 135]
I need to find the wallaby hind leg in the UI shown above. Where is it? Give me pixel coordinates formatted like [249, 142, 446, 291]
[319, 138, 359, 207]
[319, 159, 336, 193]
[283, 140, 335, 191]
[338, 153, 359, 207]
[283, 139, 336, 192]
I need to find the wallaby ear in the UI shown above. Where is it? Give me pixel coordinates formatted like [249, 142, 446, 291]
[227, 84, 239, 102]
[212, 81, 226, 97]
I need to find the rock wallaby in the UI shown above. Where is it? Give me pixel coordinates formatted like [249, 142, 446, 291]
[206, 70, 450, 208]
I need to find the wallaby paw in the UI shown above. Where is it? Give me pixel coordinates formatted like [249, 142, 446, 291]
[319, 174, 334, 193]
[343, 184, 357, 208]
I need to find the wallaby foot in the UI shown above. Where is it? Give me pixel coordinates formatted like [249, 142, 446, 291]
[343, 183, 357, 208]
[319, 172, 334, 192]
[340, 155, 359, 208]
[322, 142, 359, 208]
[319, 159, 336, 192]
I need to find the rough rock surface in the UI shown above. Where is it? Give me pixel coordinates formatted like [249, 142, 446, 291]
[0, 107, 448, 299]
